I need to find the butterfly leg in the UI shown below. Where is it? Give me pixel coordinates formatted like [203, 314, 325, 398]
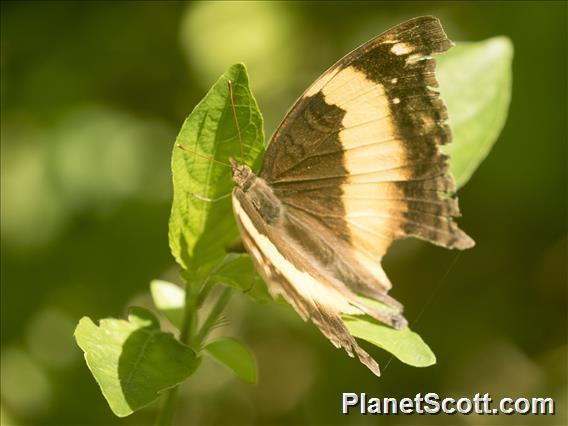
[188, 192, 231, 203]
[358, 302, 408, 330]
[376, 309, 408, 330]
[374, 292, 404, 311]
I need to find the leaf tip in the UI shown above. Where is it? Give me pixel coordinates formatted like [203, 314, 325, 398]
[227, 62, 248, 79]
[486, 36, 514, 60]
[74, 316, 95, 340]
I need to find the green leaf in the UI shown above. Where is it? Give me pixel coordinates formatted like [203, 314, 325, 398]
[204, 337, 258, 383]
[210, 253, 272, 303]
[344, 316, 436, 368]
[150, 280, 185, 329]
[168, 63, 264, 279]
[74, 307, 199, 417]
[438, 37, 513, 188]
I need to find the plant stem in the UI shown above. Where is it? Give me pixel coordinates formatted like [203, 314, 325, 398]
[155, 386, 179, 426]
[155, 282, 232, 426]
[195, 279, 214, 309]
[194, 287, 232, 347]
[155, 277, 199, 426]
[179, 285, 198, 346]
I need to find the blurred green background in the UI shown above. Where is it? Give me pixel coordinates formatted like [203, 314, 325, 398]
[1, 1, 566, 425]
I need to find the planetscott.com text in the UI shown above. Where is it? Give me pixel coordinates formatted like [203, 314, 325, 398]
[342, 392, 555, 416]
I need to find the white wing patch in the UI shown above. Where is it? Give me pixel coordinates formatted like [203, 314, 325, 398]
[391, 42, 413, 55]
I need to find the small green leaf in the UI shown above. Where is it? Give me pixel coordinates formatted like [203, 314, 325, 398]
[438, 37, 513, 188]
[204, 337, 258, 383]
[150, 280, 185, 328]
[168, 63, 264, 279]
[211, 253, 272, 303]
[127, 306, 160, 329]
[344, 316, 436, 368]
[74, 307, 199, 417]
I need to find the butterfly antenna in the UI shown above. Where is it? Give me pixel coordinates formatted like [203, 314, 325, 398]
[228, 80, 245, 164]
[176, 144, 231, 168]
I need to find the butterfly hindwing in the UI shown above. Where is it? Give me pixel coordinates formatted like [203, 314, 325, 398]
[232, 188, 396, 377]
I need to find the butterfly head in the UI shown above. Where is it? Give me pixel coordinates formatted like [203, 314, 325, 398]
[229, 158, 255, 190]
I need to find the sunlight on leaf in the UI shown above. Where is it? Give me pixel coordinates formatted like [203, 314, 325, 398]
[150, 280, 185, 329]
[204, 337, 258, 384]
[74, 307, 198, 417]
[168, 64, 264, 279]
[439, 37, 513, 188]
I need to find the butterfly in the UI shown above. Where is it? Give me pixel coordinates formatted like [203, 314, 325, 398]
[190, 16, 474, 376]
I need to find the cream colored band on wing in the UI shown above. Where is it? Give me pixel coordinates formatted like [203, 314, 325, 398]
[320, 66, 407, 173]
[232, 194, 361, 316]
[319, 66, 409, 279]
[304, 68, 339, 97]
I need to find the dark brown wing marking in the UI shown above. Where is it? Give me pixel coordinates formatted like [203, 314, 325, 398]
[260, 16, 473, 296]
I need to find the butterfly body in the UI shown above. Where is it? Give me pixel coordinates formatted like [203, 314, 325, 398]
[230, 160, 281, 224]
[226, 16, 474, 376]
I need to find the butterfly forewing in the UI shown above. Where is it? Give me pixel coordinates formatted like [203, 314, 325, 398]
[232, 16, 474, 376]
[262, 16, 473, 287]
